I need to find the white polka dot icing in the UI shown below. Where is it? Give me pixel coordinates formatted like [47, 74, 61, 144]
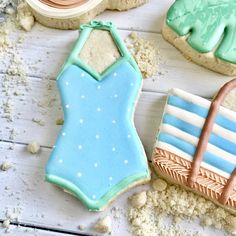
[46, 21, 150, 211]
[124, 160, 128, 164]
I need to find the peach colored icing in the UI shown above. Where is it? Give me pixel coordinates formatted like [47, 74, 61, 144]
[219, 168, 236, 205]
[39, 0, 88, 9]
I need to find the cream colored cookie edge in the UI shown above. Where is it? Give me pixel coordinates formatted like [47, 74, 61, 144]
[162, 22, 236, 76]
[29, 0, 147, 30]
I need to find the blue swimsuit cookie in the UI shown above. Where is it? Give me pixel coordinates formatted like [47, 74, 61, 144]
[46, 21, 150, 211]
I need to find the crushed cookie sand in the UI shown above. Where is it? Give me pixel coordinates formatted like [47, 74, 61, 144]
[152, 178, 167, 192]
[56, 117, 64, 125]
[16, 2, 35, 32]
[94, 216, 112, 234]
[130, 191, 147, 209]
[0, 15, 29, 147]
[78, 225, 85, 231]
[32, 117, 45, 126]
[1, 208, 21, 232]
[2, 219, 10, 231]
[126, 32, 159, 79]
[0, 161, 12, 171]
[128, 177, 236, 236]
[0, 1, 18, 14]
[27, 141, 40, 154]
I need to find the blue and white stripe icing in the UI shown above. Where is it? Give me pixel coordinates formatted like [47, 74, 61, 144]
[156, 88, 236, 179]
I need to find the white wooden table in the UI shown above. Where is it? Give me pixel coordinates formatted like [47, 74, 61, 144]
[0, 0, 234, 235]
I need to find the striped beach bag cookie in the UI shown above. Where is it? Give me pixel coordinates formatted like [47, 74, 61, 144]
[152, 79, 236, 213]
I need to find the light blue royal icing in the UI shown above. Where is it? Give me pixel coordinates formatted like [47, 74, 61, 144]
[158, 133, 235, 174]
[163, 114, 236, 155]
[46, 22, 150, 211]
[168, 95, 236, 132]
[156, 94, 236, 175]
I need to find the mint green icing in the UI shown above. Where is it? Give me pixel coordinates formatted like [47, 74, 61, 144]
[46, 172, 148, 211]
[166, 0, 236, 63]
[59, 21, 141, 81]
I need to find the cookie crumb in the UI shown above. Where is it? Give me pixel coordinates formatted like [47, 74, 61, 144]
[32, 118, 45, 126]
[27, 142, 40, 154]
[94, 216, 112, 234]
[152, 178, 167, 191]
[78, 225, 85, 231]
[56, 118, 64, 125]
[2, 219, 10, 229]
[128, 181, 235, 235]
[1, 162, 12, 171]
[226, 215, 236, 232]
[126, 32, 159, 79]
[17, 2, 35, 32]
[201, 217, 212, 227]
[130, 191, 147, 209]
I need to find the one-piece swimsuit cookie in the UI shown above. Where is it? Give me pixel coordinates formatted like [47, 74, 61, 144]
[46, 21, 150, 211]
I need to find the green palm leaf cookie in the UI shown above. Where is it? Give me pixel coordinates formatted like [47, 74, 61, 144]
[164, 0, 236, 75]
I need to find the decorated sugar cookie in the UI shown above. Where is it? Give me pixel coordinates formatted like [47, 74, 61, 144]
[46, 21, 150, 211]
[25, 0, 147, 29]
[162, 0, 236, 76]
[152, 79, 236, 213]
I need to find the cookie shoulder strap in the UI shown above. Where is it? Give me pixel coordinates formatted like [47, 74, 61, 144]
[57, 21, 141, 80]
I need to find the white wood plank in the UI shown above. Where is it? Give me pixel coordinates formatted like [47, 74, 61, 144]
[0, 1, 233, 235]
[0, 224, 79, 236]
[1, 25, 233, 99]
[96, 0, 172, 33]
[0, 141, 149, 235]
[0, 142, 227, 236]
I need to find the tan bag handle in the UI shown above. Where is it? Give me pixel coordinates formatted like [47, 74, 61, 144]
[187, 79, 236, 205]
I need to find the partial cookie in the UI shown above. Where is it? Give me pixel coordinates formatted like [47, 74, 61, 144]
[162, 0, 236, 76]
[222, 88, 236, 113]
[25, 0, 147, 29]
[152, 79, 236, 214]
[46, 21, 150, 211]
